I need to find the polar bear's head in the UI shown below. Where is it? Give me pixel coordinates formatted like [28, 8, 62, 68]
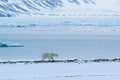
[52, 53, 58, 57]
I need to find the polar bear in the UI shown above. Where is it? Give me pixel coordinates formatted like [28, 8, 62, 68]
[41, 53, 58, 61]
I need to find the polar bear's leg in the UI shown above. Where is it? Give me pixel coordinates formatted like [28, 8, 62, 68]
[42, 56, 44, 61]
[48, 56, 51, 61]
[48, 58, 51, 61]
[42, 53, 47, 61]
[47, 55, 53, 61]
[51, 57, 54, 61]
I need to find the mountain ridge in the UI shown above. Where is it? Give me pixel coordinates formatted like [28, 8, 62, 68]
[0, 0, 120, 17]
[0, 0, 95, 17]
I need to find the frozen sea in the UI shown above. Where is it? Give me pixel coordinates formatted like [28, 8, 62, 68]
[0, 26, 120, 61]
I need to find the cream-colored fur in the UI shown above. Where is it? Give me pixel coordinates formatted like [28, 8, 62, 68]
[42, 53, 58, 61]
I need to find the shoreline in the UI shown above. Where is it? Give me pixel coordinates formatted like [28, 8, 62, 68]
[1, 58, 120, 64]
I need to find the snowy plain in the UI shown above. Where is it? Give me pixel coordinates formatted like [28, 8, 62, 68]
[0, 62, 120, 80]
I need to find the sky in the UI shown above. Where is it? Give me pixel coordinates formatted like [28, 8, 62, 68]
[93, 0, 120, 11]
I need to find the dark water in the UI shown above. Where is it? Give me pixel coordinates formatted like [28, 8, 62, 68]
[0, 37, 120, 61]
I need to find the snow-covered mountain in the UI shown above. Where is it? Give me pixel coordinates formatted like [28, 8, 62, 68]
[0, 0, 96, 17]
[0, 0, 120, 17]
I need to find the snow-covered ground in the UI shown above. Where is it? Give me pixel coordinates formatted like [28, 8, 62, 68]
[0, 62, 120, 80]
